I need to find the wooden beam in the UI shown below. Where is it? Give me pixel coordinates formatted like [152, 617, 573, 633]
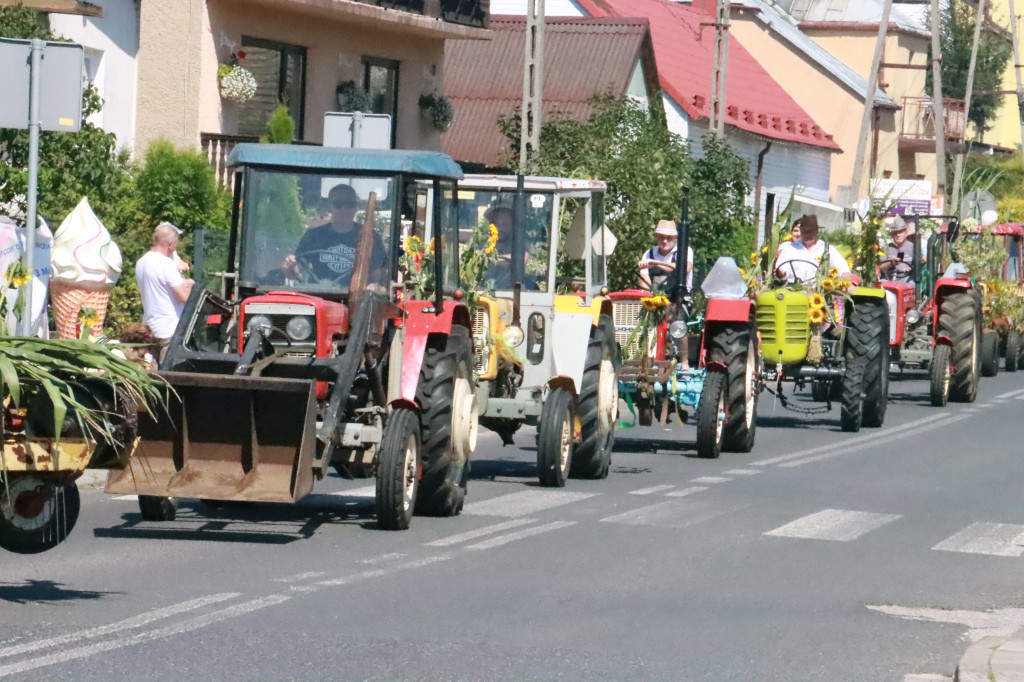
[0, 0, 102, 17]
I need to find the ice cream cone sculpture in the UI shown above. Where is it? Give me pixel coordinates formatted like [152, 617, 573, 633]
[50, 197, 122, 339]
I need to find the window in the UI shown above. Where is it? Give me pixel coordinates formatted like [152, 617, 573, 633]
[363, 57, 399, 146]
[237, 38, 307, 139]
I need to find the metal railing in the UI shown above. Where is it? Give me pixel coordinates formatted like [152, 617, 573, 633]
[901, 96, 967, 141]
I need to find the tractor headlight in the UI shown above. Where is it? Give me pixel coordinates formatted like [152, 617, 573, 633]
[504, 325, 525, 347]
[905, 309, 922, 325]
[247, 314, 273, 336]
[285, 316, 313, 341]
[669, 320, 688, 340]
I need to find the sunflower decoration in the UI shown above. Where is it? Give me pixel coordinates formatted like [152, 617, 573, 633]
[808, 306, 826, 325]
[821, 278, 836, 291]
[806, 289, 831, 363]
[624, 295, 673, 360]
[485, 223, 499, 255]
[642, 295, 670, 312]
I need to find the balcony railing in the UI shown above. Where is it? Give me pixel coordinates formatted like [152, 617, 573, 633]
[901, 96, 967, 142]
[201, 133, 257, 187]
[351, 0, 489, 28]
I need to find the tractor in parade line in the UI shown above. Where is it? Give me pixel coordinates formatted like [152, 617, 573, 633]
[456, 175, 620, 486]
[610, 195, 760, 459]
[104, 144, 481, 531]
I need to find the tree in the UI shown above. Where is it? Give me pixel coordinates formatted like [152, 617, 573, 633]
[499, 95, 753, 289]
[934, 0, 1012, 134]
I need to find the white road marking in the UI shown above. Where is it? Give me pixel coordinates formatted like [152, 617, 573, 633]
[329, 485, 376, 498]
[764, 509, 901, 542]
[462, 490, 597, 517]
[751, 413, 948, 466]
[932, 523, 1024, 557]
[903, 675, 952, 681]
[601, 499, 749, 528]
[358, 553, 407, 564]
[111, 495, 137, 501]
[690, 476, 730, 484]
[0, 594, 288, 678]
[778, 415, 970, 468]
[464, 521, 576, 550]
[664, 486, 708, 498]
[424, 518, 536, 547]
[994, 387, 1024, 399]
[629, 484, 676, 496]
[961, 408, 979, 413]
[316, 555, 451, 587]
[0, 593, 239, 660]
[272, 571, 325, 583]
[724, 469, 760, 476]
[868, 605, 1024, 642]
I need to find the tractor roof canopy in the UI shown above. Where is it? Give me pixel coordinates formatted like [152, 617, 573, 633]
[227, 144, 464, 180]
[940, 222, 1024, 236]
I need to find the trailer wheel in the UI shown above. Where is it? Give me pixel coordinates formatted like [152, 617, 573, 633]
[571, 315, 618, 479]
[537, 388, 574, 487]
[840, 359, 865, 433]
[940, 291, 981, 402]
[981, 330, 1000, 377]
[415, 328, 476, 517]
[1006, 330, 1020, 373]
[930, 344, 951, 406]
[376, 408, 421, 530]
[138, 496, 177, 521]
[696, 371, 726, 459]
[847, 300, 889, 428]
[0, 475, 80, 554]
[709, 324, 758, 452]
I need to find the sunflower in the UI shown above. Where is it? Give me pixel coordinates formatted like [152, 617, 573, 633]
[485, 223, 499, 254]
[642, 295, 670, 312]
[821, 278, 835, 291]
[750, 252, 760, 265]
[828, 268, 838, 279]
[10, 274, 30, 287]
[810, 293, 825, 308]
[808, 307, 826, 324]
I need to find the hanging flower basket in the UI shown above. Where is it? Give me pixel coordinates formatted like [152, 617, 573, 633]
[219, 65, 257, 103]
[419, 93, 454, 132]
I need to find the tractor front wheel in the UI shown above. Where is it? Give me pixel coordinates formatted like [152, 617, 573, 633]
[981, 330, 1000, 377]
[376, 408, 421, 530]
[930, 343, 951, 406]
[940, 291, 981, 402]
[709, 324, 758, 452]
[1005, 330, 1020, 373]
[538, 388, 575, 487]
[0, 475, 80, 554]
[696, 371, 727, 458]
[571, 315, 619, 479]
[840, 359, 865, 432]
[415, 328, 476, 517]
[846, 300, 889, 428]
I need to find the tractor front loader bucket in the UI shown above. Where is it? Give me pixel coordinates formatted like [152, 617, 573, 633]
[106, 372, 318, 503]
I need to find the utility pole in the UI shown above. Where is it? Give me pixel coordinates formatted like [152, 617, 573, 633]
[951, 0, 986, 216]
[846, 0, 892, 208]
[1009, 0, 1024, 174]
[709, 0, 730, 136]
[520, 0, 545, 171]
[930, 0, 948, 202]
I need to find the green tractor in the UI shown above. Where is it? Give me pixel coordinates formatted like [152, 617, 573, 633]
[756, 281, 890, 432]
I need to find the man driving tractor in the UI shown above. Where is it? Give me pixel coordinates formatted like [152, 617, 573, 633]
[774, 215, 852, 283]
[879, 216, 915, 282]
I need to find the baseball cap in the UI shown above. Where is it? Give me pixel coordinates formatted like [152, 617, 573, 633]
[654, 220, 678, 236]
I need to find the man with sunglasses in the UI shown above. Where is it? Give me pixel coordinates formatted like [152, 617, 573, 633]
[282, 183, 386, 285]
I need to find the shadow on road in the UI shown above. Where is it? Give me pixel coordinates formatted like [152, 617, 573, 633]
[0, 579, 118, 604]
[468, 457, 538, 482]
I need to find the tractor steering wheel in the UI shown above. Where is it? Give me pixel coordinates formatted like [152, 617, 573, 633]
[775, 257, 824, 284]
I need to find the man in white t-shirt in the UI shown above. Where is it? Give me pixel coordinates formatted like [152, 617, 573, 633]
[774, 215, 852, 284]
[638, 220, 694, 292]
[136, 223, 194, 340]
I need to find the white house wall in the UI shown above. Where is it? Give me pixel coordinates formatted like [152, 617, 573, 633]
[49, 1, 139, 152]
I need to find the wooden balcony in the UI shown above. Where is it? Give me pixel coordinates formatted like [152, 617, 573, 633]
[899, 96, 967, 152]
[201, 133, 257, 188]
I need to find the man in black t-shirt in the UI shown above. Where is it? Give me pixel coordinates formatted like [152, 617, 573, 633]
[282, 184, 387, 286]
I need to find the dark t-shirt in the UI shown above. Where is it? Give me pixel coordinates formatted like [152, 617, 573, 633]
[295, 223, 387, 285]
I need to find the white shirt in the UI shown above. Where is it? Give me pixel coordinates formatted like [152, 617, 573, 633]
[641, 244, 694, 290]
[136, 250, 185, 338]
[775, 240, 850, 283]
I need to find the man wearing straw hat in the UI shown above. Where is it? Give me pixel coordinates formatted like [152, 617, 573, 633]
[638, 219, 693, 293]
[879, 215, 914, 282]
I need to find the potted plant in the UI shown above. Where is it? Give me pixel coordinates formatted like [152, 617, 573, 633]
[218, 51, 257, 104]
[419, 93, 454, 132]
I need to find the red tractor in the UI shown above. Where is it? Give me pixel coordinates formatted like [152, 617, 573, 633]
[105, 144, 479, 530]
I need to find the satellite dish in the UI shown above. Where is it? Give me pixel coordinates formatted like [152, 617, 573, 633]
[962, 189, 997, 220]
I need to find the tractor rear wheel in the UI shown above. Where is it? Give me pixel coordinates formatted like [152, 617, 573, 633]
[537, 388, 574, 487]
[930, 343, 951, 406]
[696, 371, 726, 459]
[376, 408, 421, 530]
[840, 359, 865, 432]
[708, 324, 758, 453]
[1006, 330, 1020, 373]
[571, 315, 619, 479]
[0, 475, 80, 554]
[414, 328, 476, 517]
[846, 300, 889, 428]
[981, 330, 1000, 377]
[139, 496, 177, 521]
[940, 291, 981, 402]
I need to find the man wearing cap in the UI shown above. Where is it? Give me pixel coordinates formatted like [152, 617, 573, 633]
[638, 220, 693, 292]
[135, 222, 194, 342]
[774, 215, 852, 284]
[879, 216, 914, 282]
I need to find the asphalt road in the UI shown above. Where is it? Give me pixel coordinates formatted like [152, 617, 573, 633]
[1, 370, 1022, 681]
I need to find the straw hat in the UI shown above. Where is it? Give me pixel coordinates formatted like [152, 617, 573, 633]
[654, 220, 677, 236]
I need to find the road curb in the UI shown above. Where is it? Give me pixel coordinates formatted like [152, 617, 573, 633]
[955, 631, 1024, 682]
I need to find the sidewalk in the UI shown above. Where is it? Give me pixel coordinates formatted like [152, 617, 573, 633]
[957, 629, 1024, 681]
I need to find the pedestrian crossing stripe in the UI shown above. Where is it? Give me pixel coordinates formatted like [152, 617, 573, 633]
[462, 490, 598, 518]
[932, 522, 1024, 557]
[764, 509, 901, 542]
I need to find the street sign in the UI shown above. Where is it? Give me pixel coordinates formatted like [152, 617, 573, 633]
[0, 38, 83, 132]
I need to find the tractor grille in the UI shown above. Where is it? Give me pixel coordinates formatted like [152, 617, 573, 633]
[471, 306, 490, 375]
[612, 300, 656, 357]
[243, 303, 317, 354]
[756, 304, 808, 345]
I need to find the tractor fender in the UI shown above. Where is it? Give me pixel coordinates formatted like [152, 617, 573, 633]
[705, 298, 752, 323]
[396, 300, 472, 406]
[549, 308, 594, 393]
[553, 294, 613, 326]
[705, 359, 728, 374]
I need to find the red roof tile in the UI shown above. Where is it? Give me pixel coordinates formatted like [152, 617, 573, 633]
[578, 0, 841, 150]
[442, 17, 655, 167]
